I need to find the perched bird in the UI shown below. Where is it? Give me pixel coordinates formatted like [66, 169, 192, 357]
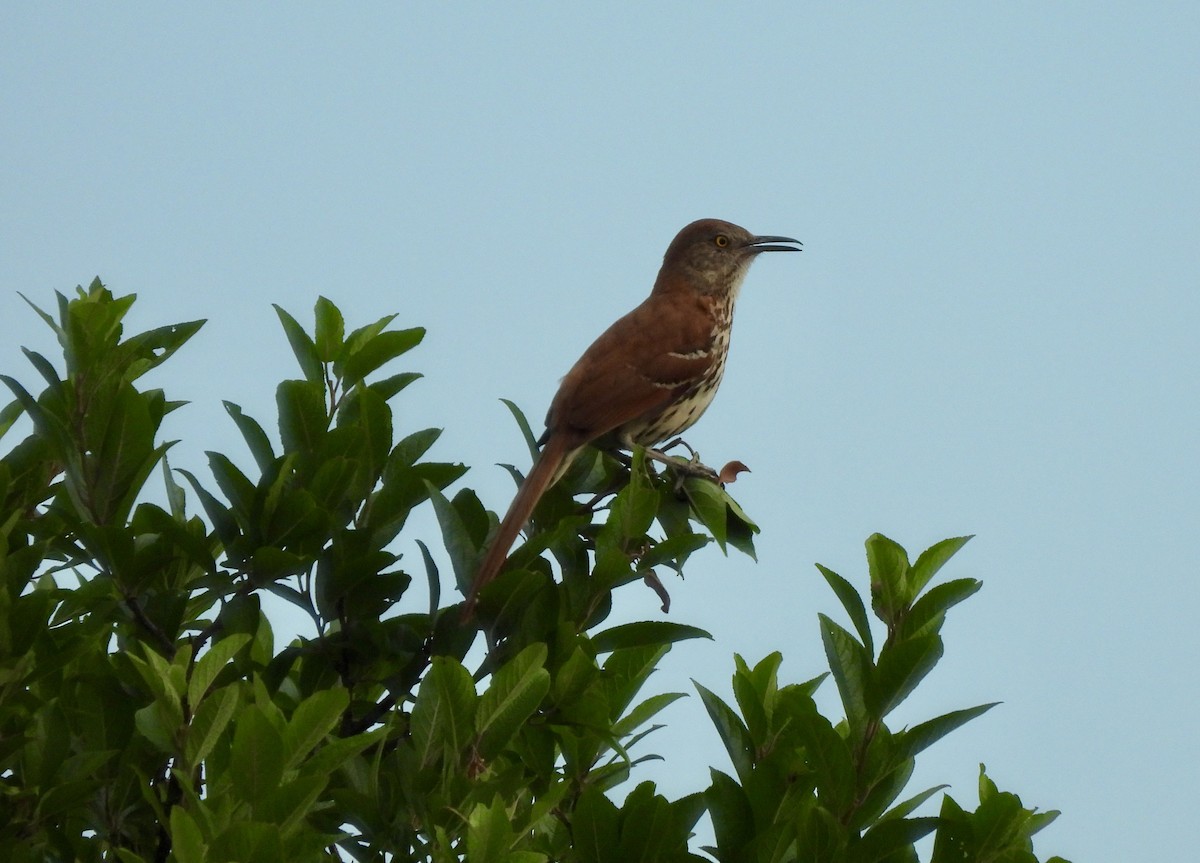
[463, 218, 801, 618]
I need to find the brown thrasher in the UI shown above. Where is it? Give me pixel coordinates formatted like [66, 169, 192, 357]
[463, 218, 800, 618]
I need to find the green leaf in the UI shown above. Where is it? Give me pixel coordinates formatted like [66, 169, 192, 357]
[636, 532, 709, 571]
[410, 656, 477, 768]
[416, 539, 441, 618]
[573, 785, 620, 863]
[109, 438, 176, 529]
[873, 635, 944, 717]
[591, 621, 712, 653]
[819, 614, 871, 728]
[695, 682, 754, 782]
[612, 692, 687, 738]
[856, 816, 940, 862]
[867, 533, 912, 623]
[276, 379, 328, 455]
[161, 456, 187, 521]
[899, 703, 998, 760]
[476, 643, 551, 758]
[368, 370, 423, 400]
[723, 492, 760, 560]
[705, 769, 755, 854]
[20, 347, 62, 389]
[369, 448, 466, 546]
[0, 377, 76, 483]
[730, 656, 775, 747]
[178, 468, 240, 546]
[549, 643, 597, 706]
[500, 398, 541, 460]
[797, 711, 856, 813]
[682, 478, 729, 550]
[18, 291, 64, 339]
[186, 684, 239, 766]
[817, 563, 874, 655]
[598, 448, 658, 547]
[601, 644, 669, 721]
[395, 426, 442, 464]
[229, 706, 286, 807]
[188, 633, 252, 707]
[853, 751, 916, 830]
[615, 782, 685, 861]
[169, 807, 208, 863]
[342, 312, 399, 355]
[881, 784, 950, 821]
[119, 319, 206, 381]
[901, 577, 982, 640]
[745, 652, 784, 701]
[134, 703, 177, 754]
[86, 384, 158, 523]
[273, 304, 323, 384]
[909, 534, 973, 596]
[313, 295, 345, 362]
[258, 772, 327, 833]
[210, 821, 283, 863]
[284, 688, 349, 767]
[0, 395, 23, 440]
[425, 481, 476, 594]
[223, 401, 276, 474]
[466, 796, 515, 863]
[129, 645, 185, 719]
[340, 327, 425, 387]
[301, 727, 386, 778]
[336, 384, 392, 480]
[931, 765, 1064, 862]
[206, 452, 256, 521]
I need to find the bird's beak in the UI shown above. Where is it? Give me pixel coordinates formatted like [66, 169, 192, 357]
[746, 235, 803, 253]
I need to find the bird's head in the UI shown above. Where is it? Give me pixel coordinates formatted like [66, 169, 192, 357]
[657, 218, 801, 298]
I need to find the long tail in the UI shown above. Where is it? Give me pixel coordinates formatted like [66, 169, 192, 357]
[462, 432, 576, 620]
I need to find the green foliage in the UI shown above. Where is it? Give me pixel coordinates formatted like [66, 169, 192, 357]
[0, 280, 1068, 862]
[697, 534, 1063, 863]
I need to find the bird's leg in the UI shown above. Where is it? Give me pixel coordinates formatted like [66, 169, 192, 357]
[640, 438, 720, 482]
[658, 437, 696, 457]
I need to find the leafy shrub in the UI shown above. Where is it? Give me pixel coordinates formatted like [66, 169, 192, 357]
[0, 281, 1068, 862]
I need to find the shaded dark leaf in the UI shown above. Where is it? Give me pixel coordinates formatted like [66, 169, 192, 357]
[819, 613, 871, 728]
[273, 304, 323, 384]
[873, 635, 944, 718]
[500, 398, 541, 460]
[817, 562, 874, 655]
[223, 401, 276, 474]
[340, 327, 424, 388]
[695, 682, 754, 782]
[900, 703, 998, 760]
[313, 296, 345, 362]
[592, 621, 712, 652]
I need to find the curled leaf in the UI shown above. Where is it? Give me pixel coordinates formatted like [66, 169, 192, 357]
[719, 460, 751, 485]
[642, 568, 671, 613]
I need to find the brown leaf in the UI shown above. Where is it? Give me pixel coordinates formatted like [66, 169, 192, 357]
[718, 460, 751, 485]
[642, 569, 671, 613]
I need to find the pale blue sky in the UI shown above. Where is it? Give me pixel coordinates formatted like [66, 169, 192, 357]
[3, 5, 1197, 860]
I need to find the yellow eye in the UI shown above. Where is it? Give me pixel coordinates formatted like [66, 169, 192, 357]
[714, 234, 729, 248]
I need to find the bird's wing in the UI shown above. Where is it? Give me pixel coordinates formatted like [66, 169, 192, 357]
[546, 295, 714, 439]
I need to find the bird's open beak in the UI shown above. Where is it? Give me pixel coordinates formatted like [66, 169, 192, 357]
[746, 235, 803, 253]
